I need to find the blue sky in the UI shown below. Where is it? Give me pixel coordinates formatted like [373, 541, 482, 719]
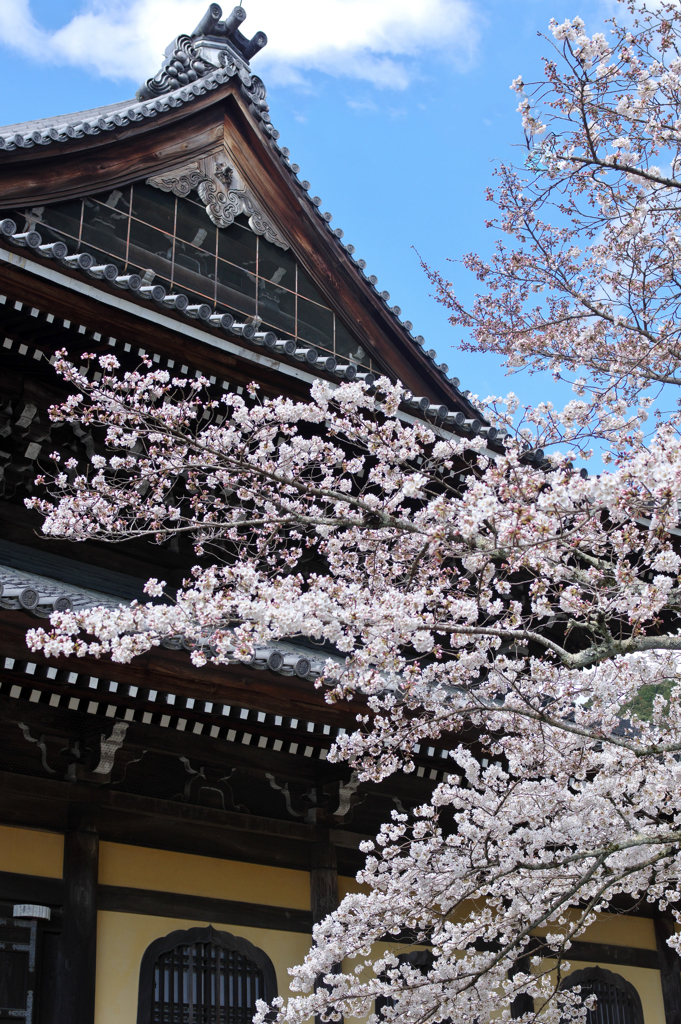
[0, 0, 618, 413]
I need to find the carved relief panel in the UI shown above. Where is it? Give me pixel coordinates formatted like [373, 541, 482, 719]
[147, 152, 289, 250]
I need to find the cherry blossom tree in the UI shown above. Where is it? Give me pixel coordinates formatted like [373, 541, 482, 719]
[23, 2, 681, 1021]
[429, 0, 681, 416]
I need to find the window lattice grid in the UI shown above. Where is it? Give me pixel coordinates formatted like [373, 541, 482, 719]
[153, 941, 264, 1024]
[15, 185, 372, 370]
[571, 978, 639, 1024]
[559, 968, 644, 1024]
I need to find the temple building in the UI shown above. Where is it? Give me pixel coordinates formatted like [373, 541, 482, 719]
[0, 5, 676, 1022]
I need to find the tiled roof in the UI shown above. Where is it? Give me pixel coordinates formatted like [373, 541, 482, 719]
[0, 565, 120, 617]
[0, 228, 491, 436]
[0, 6, 477, 416]
[0, 561, 329, 682]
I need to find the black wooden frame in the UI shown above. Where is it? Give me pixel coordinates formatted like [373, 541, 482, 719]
[559, 966, 644, 1024]
[136, 925, 278, 1024]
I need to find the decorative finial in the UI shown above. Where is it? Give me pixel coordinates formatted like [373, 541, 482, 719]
[191, 5, 267, 62]
[136, 5, 267, 100]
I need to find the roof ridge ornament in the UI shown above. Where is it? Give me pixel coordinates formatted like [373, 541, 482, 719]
[136, 4, 267, 102]
[191, 3, 266, 61]
[147, 153, 289, 250]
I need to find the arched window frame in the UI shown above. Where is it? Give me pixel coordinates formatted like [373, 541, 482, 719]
[375, 951, 435, 1020]
[136, 924, 278, 1024]
[559, 966, 644, 1024]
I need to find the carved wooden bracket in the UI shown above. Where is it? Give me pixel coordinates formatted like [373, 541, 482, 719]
[147, 153, 289, 250]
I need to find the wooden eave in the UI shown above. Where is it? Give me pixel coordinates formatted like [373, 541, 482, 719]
[0, 607, 357, 730]
[0, 82, 472, 410]
[0, 92, 227, 201]
[0, 257, 321, 406]
[0, 605, 456, 789]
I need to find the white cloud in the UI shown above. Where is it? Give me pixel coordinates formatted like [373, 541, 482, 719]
[346, 98, 380, 113]
[0, 0, 479, 90]
[0, 0, 40, 41]
[251, 0, 479, 87]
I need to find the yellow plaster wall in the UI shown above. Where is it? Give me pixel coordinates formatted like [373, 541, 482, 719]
[530, 915, 662, 1019]
[93, 845, 369, 1023]
[0, 824, 63, 878]
[579, 912, 657, 950]
[95, 911, 312, 1024]
[338, 874, 368, 901]
[0, 835, 660, 1022]
[532, 910, 657, 950]
[98, 841, 311, 909]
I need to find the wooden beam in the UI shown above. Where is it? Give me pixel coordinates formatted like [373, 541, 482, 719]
[0, 866, 311, 932]
[98, 884, 312, 933]
[0, 686, 352, 790]
[55, 813, 99, 1024]
[0, 766, 324, 839]
[310, 837, 338, 925]
[0, 670, 342, 771]
[0, 868, 63, 906]
[655, 915, 681, 1024]
[0, 768, 366, 876]
[0, 101, 229, 203]
[542, 940, 659, 971]
[310, 838, 341, 1024]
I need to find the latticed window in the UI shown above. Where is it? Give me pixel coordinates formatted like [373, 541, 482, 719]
[137, 927, 277, 1024]
[560, 967, 644, 1024]
[0, 914, 41, 1024]
[6, 185, 373, 371]
[375, 951, 435, 1021]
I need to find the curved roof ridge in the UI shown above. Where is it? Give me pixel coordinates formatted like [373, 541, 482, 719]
[0, 98, 138, 137]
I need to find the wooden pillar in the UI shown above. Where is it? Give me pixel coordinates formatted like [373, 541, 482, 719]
[310, 838, 338, 925]
[311, 838, 340, 1024]
[509, 953, 534, 1019]
[55, 811, 99, 1024]
[655, 914, 681, 1024]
